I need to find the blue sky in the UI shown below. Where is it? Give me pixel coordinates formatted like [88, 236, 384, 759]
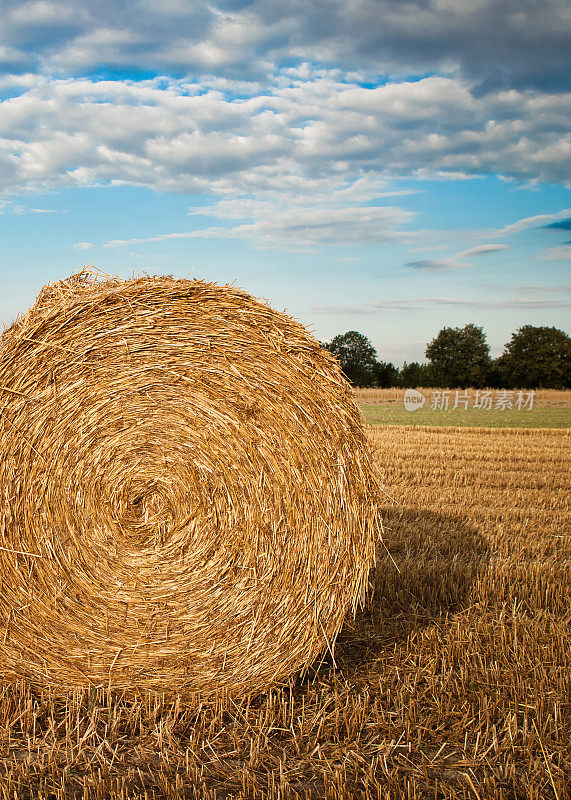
[0, 1, 570, 364]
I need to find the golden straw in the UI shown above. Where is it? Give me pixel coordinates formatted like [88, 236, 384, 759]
[0, 269, 379, 697]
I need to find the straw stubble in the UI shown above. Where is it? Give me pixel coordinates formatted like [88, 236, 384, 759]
[0, 270, 379, 697]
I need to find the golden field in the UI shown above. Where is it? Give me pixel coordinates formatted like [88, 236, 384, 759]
[0, 423, 569, 799]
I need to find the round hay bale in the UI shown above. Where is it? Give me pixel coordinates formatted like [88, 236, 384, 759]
[0, 270, 379, 697]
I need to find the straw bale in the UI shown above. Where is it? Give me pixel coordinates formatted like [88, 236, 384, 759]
[0, 270, 379, 697]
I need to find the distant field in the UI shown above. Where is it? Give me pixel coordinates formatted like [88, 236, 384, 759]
[362, 405, 570, 427]
[355, 387, 571, 428]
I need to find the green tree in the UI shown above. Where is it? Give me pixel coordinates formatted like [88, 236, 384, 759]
[400, 361, 434, 388]
[374, 361, 400, 388]
[500, 325, 570, 388]
[485, 356, 506, 389]
[426, 323, 491, 388]
[326, 331, 379, 386]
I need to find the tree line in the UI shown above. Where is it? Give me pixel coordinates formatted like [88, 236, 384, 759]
[323, 324, 570, 389]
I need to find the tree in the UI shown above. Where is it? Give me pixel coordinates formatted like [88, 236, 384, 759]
[500, 325, 570, 388]
[400, 361, 434, 388]
[374, 361, 400, 388]
[485, 356, 506, 389]
[425, 323, 491, 388]
[326, 331, 379, 386]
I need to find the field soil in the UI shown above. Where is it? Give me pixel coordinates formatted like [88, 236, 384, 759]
[0, 425, 569, 799]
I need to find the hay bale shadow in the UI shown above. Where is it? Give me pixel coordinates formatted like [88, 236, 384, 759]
[324, 506, 490, 675]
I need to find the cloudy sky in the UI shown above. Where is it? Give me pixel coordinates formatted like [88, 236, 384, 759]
[1, 0, 570, 364]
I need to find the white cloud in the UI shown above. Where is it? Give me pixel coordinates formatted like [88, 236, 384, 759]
[207, 205, 416, 248]
[406, 243, 508, 271]
[50, 28, 145, 71]
[516, 284, 571, 293]
[456, 244, 508, 258]
[0, 0, 568, 96]
[314, 296, 571, 313]
[539, 245, 571, 261]
[105, 231, 198, 247]
[491, 209, 571, 237]
[411, 169, 485, 181]
[12, 205, 59, 213]
[74, 241, 94, 249]
[10, 1, 79, 24]
[0, 68, 568, 250]
[156, 9, 283, 72]
[0, 45, 27, 66]
[106, 204, 416, 249]
[0, 72, 568, 208]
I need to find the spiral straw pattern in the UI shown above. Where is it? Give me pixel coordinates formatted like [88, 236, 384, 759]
[0, 270, 378, 696]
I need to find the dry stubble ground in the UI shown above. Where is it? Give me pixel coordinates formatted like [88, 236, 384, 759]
[0, 418, 569, 799]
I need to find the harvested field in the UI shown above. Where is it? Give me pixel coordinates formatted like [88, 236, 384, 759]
[0, 424, 569, 799]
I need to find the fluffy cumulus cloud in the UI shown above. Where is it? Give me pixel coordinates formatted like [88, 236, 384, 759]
[0, 73, 569, 241]
[0, 1, 569, 250]
[1, 0, 569, 91]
